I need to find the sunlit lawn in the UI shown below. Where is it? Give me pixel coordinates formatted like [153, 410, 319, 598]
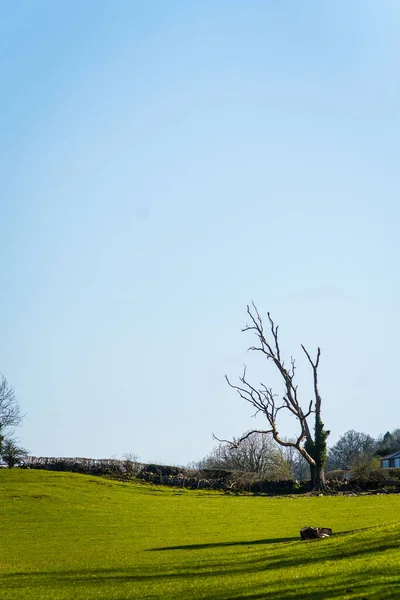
[1, 470, 400, 599]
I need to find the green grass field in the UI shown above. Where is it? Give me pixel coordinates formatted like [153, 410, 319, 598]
[1, 470, 400, 599]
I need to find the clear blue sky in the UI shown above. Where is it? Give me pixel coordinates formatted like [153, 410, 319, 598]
[1, 0, 400, 464]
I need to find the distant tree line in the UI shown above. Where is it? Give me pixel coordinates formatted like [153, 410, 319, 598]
[196, 428, 400, 481]
[326, 429, 400, 470]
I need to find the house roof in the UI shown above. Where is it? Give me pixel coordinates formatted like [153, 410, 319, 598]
[380, 450, 400, 460]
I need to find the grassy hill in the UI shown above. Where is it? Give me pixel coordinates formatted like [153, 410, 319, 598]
[1, 469, 400, 599]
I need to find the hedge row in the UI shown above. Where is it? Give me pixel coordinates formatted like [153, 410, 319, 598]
[23, 457, 306, 492]
[23, 456, 138, 477]
[22, 457, 400, 494]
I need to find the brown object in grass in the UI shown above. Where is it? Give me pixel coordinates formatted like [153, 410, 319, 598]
[300, 527, 332, 540]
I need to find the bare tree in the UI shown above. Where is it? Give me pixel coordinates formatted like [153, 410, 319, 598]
[0, 375, 23, 450]
[218, 303, 330, 491]
[1, 438, 28, 468]
[199, 431, 291, 479]
[122, 453, 140, 477]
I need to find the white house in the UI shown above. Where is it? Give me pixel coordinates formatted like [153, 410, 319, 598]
[380, 450, 400, 469]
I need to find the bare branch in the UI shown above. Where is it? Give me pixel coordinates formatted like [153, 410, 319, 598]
[301, 345, 320, 369]
[267, 311, 280, 361]
[301, 345, 322, 416]
[213, 429, 273, 449]
[290, 357, 296, 378]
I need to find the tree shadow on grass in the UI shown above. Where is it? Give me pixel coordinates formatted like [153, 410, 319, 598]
[1, 564, 399, 600]
[209, 573, 400, 600]
[146, 523, 398, 553]
[147, 536, 299, 551]
[2, 527, 400, 598]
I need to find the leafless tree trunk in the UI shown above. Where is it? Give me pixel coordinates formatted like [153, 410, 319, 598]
[217, 304, 330, 491]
